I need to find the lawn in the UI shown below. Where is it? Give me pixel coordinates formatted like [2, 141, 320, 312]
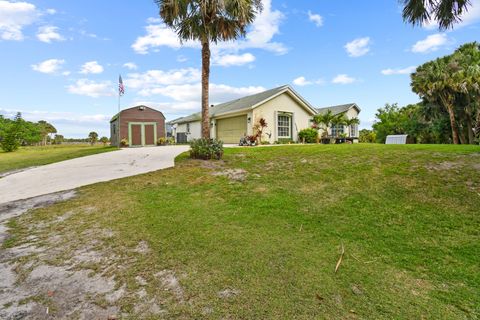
[0, 144, 117, 175]
[4, 144, 480, 319]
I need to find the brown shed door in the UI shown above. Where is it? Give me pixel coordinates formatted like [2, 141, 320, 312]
[131, 124, 142, 146]
[144, 124, 155, 145]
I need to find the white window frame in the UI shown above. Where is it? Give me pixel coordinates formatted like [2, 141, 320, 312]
[350, 123, 358, 137]
[331, 124, 344, 137]
[277, 113, 292, 139]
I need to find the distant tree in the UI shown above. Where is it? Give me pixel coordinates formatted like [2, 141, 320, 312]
[156, 0, 263, 139]
[99, 136, 109, 146]
[1, 113, 23, 152]
[88, 132, 99, 145]
[359, 129, 377, 143]
[402, 0, 472, 30]
[37, 120, 57, 146]
[54, 134, 64, 145]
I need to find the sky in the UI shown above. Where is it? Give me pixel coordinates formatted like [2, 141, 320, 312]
[0, 0, 479, 138]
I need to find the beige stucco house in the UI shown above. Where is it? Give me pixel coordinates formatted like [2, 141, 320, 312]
[170, 85, 361, 144]
[315, 103, 361, 140]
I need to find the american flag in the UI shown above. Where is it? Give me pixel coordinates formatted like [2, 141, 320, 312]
[118, 75, 125, 96]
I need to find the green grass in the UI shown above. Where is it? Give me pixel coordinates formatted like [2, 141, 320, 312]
[0, 144, 117, 174]
[7, 144, 480, 319]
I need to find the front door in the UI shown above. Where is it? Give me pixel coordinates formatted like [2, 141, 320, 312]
[131, 124, 142, 146]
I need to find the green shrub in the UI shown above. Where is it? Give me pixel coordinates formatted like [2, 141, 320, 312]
[189, 138, 223, 160]
[1, 125, 20, 152]
[298, 128, 318, 143]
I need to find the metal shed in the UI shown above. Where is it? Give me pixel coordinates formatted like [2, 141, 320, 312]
[110, 105, 166, 147]
[385, 134, 411, 144]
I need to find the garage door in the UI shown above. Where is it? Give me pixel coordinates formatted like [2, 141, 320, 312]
[216, 115, 247, 144]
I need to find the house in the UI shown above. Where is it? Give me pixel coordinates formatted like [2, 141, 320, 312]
[315, 103, 361, 140]
[170, 85, 319, 144]
[110, 105, 166, 147]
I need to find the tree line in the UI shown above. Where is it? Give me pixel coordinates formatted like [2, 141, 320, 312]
[361, 42, 480, 144]
[0, 113, 59, 152]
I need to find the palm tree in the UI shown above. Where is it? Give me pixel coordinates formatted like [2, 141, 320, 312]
[344, 117, 360, 138]
[313, 110, 335, 138]
[411, 58, 461, 144]
[330, 114, 348, 138]
[156, 0, 262, 139]
[402, 0, 472, 30]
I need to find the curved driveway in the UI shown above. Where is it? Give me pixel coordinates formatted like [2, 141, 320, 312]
[0, 146, 189, 205]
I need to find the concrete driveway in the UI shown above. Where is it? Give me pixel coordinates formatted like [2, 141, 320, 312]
[0, 146, 189, 204]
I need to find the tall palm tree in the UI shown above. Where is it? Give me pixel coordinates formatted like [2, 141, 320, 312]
[156, 0, 262, 139]
[411, 58, 461, 144]
[402, 0, 472, 30]
[330, 114, 348, 138]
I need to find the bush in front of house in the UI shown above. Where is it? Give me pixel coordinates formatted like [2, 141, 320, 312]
[120, 138, 129, 147]
[157, 137, 166, 146]
[298, 128, 319, 143]
[189, 138, 223, 160]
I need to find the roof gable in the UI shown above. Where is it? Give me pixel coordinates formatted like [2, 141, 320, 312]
[110, 105, 165, 122]
[315, 103, 361, 116]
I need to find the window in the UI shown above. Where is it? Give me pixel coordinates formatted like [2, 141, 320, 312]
[331, 124, 344, 137]
[350, 124, 358, 137]
[277, 113, 292, 138]
[186, 123, 190, 133]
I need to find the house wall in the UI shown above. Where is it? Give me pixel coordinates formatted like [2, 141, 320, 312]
[174, 121, 201, 142]
[252, 92, 314, 143]
[114, 107, 165, 147]
[318, 107, 361, 138]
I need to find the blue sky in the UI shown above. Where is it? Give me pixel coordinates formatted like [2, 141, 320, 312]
[0, 0, 479, 138]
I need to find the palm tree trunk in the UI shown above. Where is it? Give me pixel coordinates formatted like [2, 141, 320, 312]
[466, 103, 475, 144]
[201, 39, 211, 139]
[446, 105, 460, 144]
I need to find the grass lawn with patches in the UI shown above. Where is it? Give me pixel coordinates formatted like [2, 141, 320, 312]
[0, 144, 117, 175]
[5, 144, 480, 319]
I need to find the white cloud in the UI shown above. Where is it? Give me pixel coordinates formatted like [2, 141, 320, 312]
[36, 25, 64, 43]
[411, 33, 449, 53]
[132, 0, 286, 56]
[67, 79, 114, 98]
[46, 8, 56, 15]
[213, 53, 255, 66]
[308, 10, 323, 27]
[31, 58, 65, 74]
[125, 68, 200, 91]
[293, 76, 312, 86]
[0, 0, 38, 40]
[137, 83, 265, 103]
[123, 62, 138, 70]
[80, 61, 104, 74]
[332, 74, 356, 84]
[381, 66, 417, 75]
[423, 1, 480, 29]
[345, 37, 371, 57]
[132, 23, 196, 54]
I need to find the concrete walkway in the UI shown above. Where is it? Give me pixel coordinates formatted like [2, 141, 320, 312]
[0, 146, 189, 204]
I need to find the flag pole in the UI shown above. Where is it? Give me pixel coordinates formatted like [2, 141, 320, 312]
[118, 75, 121, 147]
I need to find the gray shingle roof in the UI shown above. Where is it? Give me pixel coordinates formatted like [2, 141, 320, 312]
[315, 103, 360, 116]
[170, 85, 317, 124]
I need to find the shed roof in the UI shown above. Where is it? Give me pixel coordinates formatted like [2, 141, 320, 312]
[170, 85, 317, 124]
[110, 105, 165, 122]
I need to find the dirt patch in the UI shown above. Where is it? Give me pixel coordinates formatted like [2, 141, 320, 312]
[134, 241, 151, 255]
[212, 169, 247, 182]
[218, 288, 240, 299]
[425, 161, 462, 171]
[156, 270, 184, 302]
